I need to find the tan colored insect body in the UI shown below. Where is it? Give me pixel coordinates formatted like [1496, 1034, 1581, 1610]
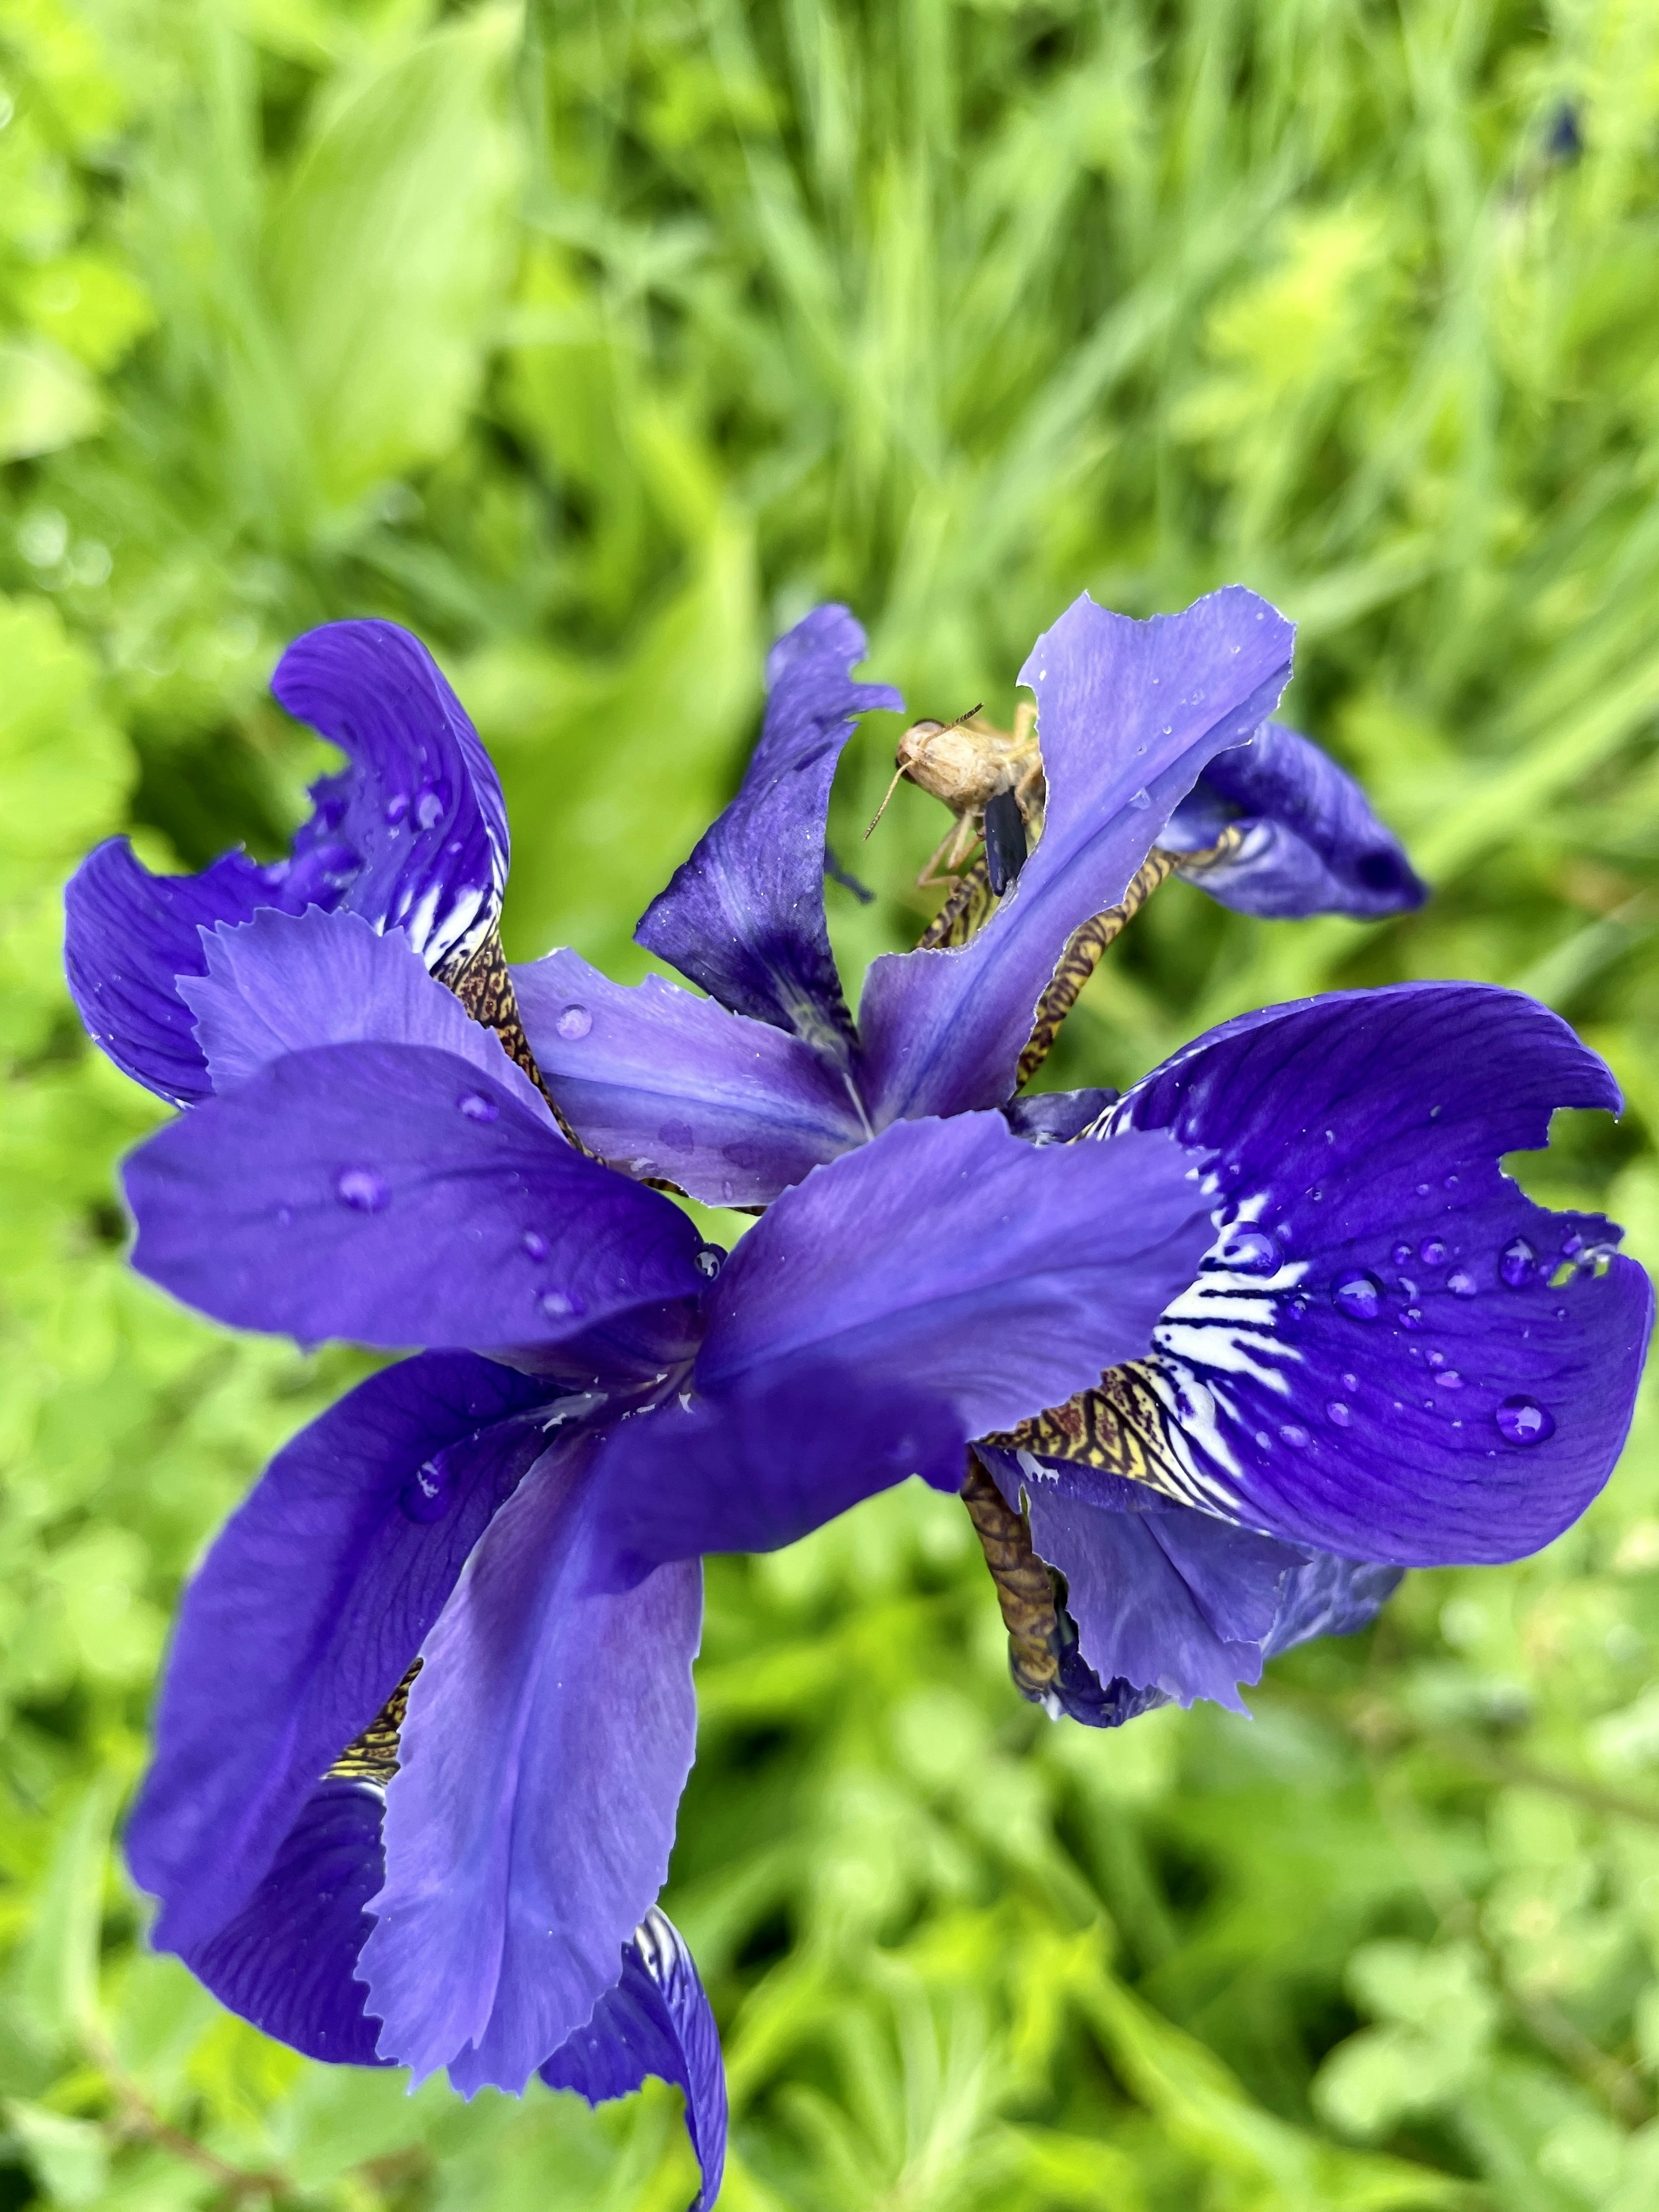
[868, 701, 1045, 886]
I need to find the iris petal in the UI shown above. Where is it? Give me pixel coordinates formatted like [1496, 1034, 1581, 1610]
[1163, 721, 1426, 919]
[123, 1041, 705, 1366]
[541, 1908, 727, 2212]
[856, 587, 1294, 1125]
[125, 1351, 553, 1958]
[1078, 982, 1653, 1564]
[66, 620, 507, 1104]
[360, 1437, 701, 2092]
[515, 947, 866, 1205]
[636, 605, 901, 1062]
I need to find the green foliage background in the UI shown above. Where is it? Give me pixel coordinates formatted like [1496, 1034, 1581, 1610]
[3, 0, 1659, 2204]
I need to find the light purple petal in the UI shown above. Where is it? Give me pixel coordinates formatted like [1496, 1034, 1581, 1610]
[124, 1042, 705, 1366]
[590, 1362, 964, 1592]
[1105, 982, 1654, 1563]
[127, 1352, 553, 1957]
[636, 606, 901, 1062]
[184, 907, 550, 1119]
[65, 840, 301, 1105]
[1163, 722, 1426, 919]
[696, 1110, 1213, 1437]
[515, 948, 867, 1207]
[273, 620, 509, 969]
[360, 1438, 701, 2092]
[541, 1908, 726, 2212]
[857, 588, 1294, 1125]
[183, 1779, 391, 2068]
[1262, 1552, 1403, 1657]
[1023, 1479, 1300, 1712]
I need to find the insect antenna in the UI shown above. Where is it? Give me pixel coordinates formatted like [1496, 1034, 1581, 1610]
[862, 702, 985, 841]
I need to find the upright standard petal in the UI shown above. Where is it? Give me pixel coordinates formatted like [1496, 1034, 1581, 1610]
[857, 588, 1294, 1125]
[515, 947, 867, 1206]
[360, 1440, 701, 2092]
[1162, 721, 1426, 919]
[1051, 985, 1653, 1564]
[124, 1042, 705, 1363]
[126, 1351, 554, 1957]
[590, 1360, 964, 1592]
[184, 907, 550, 1119]
[272, 620, 509, 971]
[542, 1909, 727, 2212]
[696, 1110, 1213, 1437]
[635, 606, 902, 1063]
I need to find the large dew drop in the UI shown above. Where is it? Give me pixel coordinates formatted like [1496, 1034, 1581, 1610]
[556, 1004, 593, 1041]
[1500, 1237, 1535, 1288]
[458, 1090, 499, 1123]
[334, 1166, 388, 1213]
[1227, 1227, 1278, 1274]
[1446, 1269, 1478, 1297]
[1332, 1271, 1382, 1320]
[1495, 1395, 1555, 1445]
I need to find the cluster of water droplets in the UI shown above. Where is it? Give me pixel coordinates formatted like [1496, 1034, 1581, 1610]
[381, 781, 450, 834]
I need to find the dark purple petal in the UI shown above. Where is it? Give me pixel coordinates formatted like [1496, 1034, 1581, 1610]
[696, 1111, 1213, 1437]
[1001, 1088, 1118, 1147]
[183, 1779, 390, 2068]
[273, 620, 509, 969]
[541, 1908, 726, 2212]
[590, 1362, 964, 1592]
[65, 840, 300, 1105]
[184, 907, 549, 1117]
[857, 589, 1294, 1125]
[515, 948, 867, 1207]
[360, 1440, 701, 2092]
[127, 1352, 553, 1957]
[1262, 1552, 1403, 1657]
[124, 1042, 705, 1364]
[1106, 982, 1654, 1564]
[636, 606, 901, 1062]
[1023, 1479, 1299, 1712]
[1163, 722, 1426, 920]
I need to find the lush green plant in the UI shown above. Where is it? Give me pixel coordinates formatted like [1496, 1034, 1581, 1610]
[5, 1, 1659, 2204]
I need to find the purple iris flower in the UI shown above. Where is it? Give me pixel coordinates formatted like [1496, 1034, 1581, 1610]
[67, 596, 1651, 2210]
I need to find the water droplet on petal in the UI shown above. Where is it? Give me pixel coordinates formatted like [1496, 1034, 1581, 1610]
[693, 1245, 723, 1279]
[1392, 1242, 1413, 1266]
[1128, 786, 1152, 808]
[274, 1205, 292, 1226]
[1227, 1228, 1278, 1273]
[1401, 1307, 1424, 1329]
[1343, 1373, 1358, 1391]
[556, 1003, 593, 1041]
[538, 1287, 588, 1320]
[1254, 1430, 1271, 1449]
[1420, 1239, 1447, 1266]
[1444, 1173, 1459, 1189]
[415, 788, 445, 830]
[1416, 1182, 1432, 1197]
[522, 1230, 549, 1259]
[1332, 1271, 1382, 1320]
[720, 1179, 735, 1201]
[1426, 1348, 1446, 1369]
[1325, 1400, 1352, 1428]
[1398, 1276, 1418, 1299]
[400, 1459, 451, 1523]
[458, 1090, 499, 1122]
[1561, 1231, 1584, 1258]
[334, 1166, 388, 1212]
[1500, 1238, 1535, 1288]
[1280, 1424, 1309, 1447]
[383, 792, 410, 825]
[1436, 1370, 1463, 1389]
[1447, 1269, 1478, 1297]
[1496, 1395, 1554, 1445]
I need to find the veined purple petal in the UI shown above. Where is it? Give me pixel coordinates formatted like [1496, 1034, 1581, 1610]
[126, 1352, 553, 1958]
[515, 948, 867, 1207]
[696, 1110, 1213, 1437]
[1262, 1551, 1403, 1657]
[1104, 982, 1654, 1564]
[541, 1908, 726, 2212]
[185, 1779, 391, 2068]
[65, 842, 301, 1105]
[184, 907, 549, 1119]
[636, 606, 901, 1063]
[589, 1362, 964, 1593]
[1162, 721, 1426, 920]
[65, 622, 507, 1105]
[857, 589, 1294, 1125]
[360, 1439, 701, 2092]
[1022, 1478, 1300, 1713]
[273, 620, 509, 969]
[124, 1042, 705, 1366]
